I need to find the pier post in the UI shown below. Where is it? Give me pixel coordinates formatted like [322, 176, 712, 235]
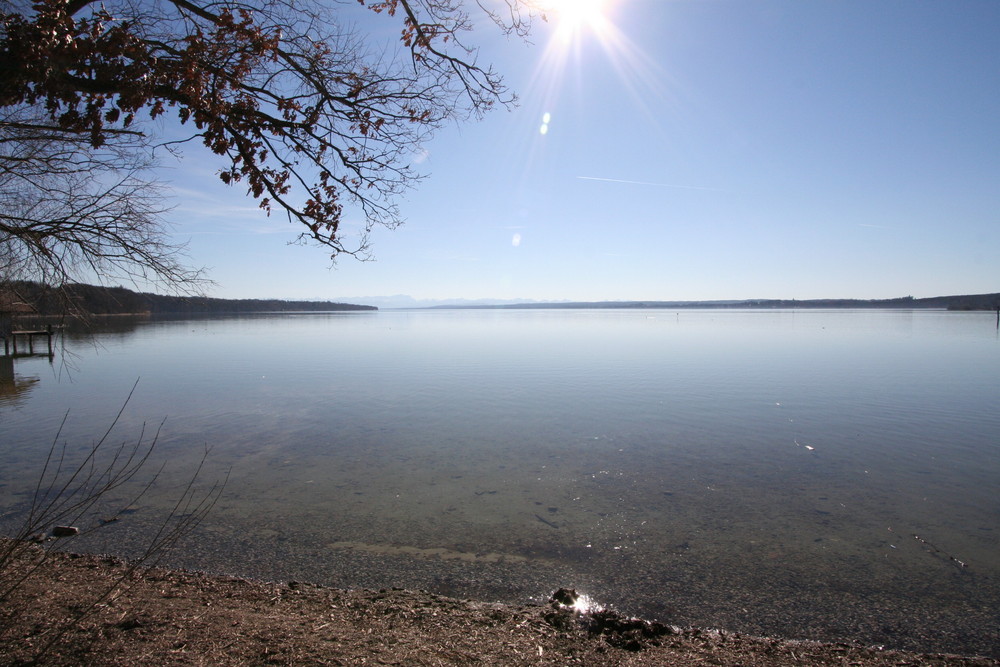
[1, 313, 9, 356]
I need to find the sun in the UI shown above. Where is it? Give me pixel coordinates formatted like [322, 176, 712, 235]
[545, 0, 608, 26]
[525, 0, 663, 142]
[539, 0, 612, 39]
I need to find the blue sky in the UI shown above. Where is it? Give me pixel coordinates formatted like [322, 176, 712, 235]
[165, 0, 999, 304]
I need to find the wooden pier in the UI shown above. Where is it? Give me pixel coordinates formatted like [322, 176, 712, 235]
[2, 327, 54, 357]
[2, 292, 51, 357]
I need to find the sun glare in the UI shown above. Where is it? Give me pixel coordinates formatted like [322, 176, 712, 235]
[541, 0, 612, 41]
[547, 0, 607, 26]
[523, 0, 667, 160]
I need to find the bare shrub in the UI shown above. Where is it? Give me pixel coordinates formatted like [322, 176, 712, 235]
[0, 380, 227, 660]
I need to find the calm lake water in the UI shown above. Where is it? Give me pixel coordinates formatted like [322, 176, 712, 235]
[2, 309, 998, 656]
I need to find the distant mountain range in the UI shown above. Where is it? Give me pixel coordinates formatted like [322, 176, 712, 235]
[327, 295, 551, 310]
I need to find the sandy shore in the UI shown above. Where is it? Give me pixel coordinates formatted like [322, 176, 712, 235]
[1, 542, 997, 666]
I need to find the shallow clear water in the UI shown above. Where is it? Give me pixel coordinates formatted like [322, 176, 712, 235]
[2, 309, 998, 655]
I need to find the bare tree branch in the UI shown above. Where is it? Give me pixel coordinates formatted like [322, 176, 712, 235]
[1, 0, 541, 263]
[0, 108, 206, 303]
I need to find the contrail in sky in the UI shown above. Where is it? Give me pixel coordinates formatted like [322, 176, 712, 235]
[577, 176, 721, 191]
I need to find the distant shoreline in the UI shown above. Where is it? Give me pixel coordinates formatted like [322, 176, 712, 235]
[426, 293, 1000, 311]
[5, 281, 997, 315]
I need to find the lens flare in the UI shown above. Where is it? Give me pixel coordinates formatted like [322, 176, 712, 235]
[526, 0, 667, 129]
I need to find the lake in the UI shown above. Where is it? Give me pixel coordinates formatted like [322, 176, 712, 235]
[1, 308, 998, 656]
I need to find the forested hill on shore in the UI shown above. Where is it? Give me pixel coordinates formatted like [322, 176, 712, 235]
[3, 282, 376, 315]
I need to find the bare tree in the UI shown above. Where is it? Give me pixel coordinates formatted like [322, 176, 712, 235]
[0, 0, 542, 279]
[0, 107, 203, 292]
